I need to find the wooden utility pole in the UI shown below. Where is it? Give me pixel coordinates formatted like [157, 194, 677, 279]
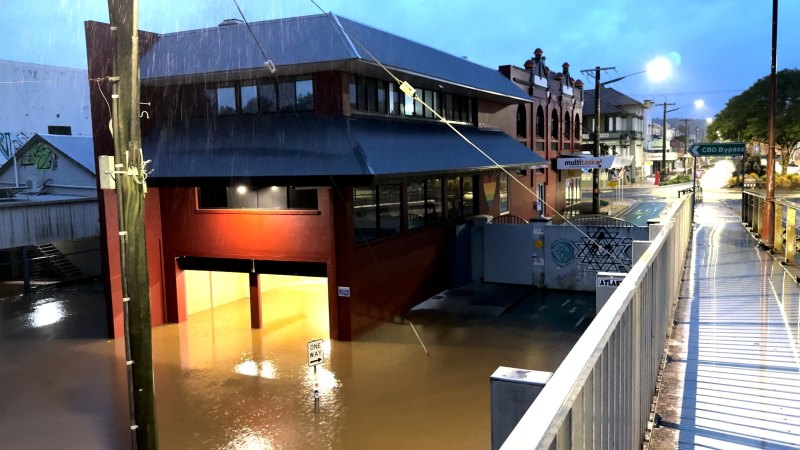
[655, 102, 676, 182]
[761, 0, 778, 247]
[107, 0, 158, 447]
[581, 65, 614, 214]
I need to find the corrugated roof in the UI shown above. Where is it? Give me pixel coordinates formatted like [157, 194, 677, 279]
[140, 13, 529, 101]
[583, 88, 643, 116]
[141, 116, 544, 180]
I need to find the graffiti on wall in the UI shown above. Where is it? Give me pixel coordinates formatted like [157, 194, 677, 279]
[20, 141, 58, 170]
[0, 132, 34, 161]
[574, 227, 632, 272]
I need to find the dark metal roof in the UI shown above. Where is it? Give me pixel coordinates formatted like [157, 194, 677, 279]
[141, 116, 545, 180]
[582, 88, 643, 117]
[140, 13, 529, 101]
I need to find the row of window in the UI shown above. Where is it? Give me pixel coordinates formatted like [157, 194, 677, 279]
[518, 105, 581, 141]
[349, 75, 475, 123]
[197, 185, 318, 210]
[205, 77, 314, 116]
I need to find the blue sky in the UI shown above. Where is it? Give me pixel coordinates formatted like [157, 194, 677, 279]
[1, 0, 798, 119]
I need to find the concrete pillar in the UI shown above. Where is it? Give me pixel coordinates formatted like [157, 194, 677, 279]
[490, 366, 552, 450]
[249, 272, 262, 329]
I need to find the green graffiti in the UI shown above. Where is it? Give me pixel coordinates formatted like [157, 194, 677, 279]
[20, 142, 57, 170]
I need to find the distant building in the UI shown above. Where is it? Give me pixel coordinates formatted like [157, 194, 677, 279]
[85, 13, 547, 340]
[582, 88, 650, 181]
[499, 49, 585, 216]
[0, 60, 92, 165]
[0, 134, 100, 295]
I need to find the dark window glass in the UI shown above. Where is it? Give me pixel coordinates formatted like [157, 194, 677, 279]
[463, 176, 475, 215]
[353, 187, 377, 242]
[445, 94, 454, 121]
[204, 88, 218, 116]
[446, 177, 462, 219]
[426, 178, 443, 225]
[357, 77, 366, 111]
[574, 114, 581, 139]
[414, 91, 424, 116]
[366, 78, 377, 112]
[47, 125, 71, 135]
[296, 78, 313, 111]
[467, 98, 473, 124]
[564, 112, 571, 137]
[551, 109, 559, 138]
[376, 80, 387, 114]
[389, 83, 400, 115]
[404, 92, 414, 116]
[423, 90, 434, 118]
[258, 83, 277, 113]
[499, 173, 509, 213]
[379, 184, 402, 235]
[516, 104, 527, 138]
[349, 76, 358, 111]
[279, 80, 295, 112]
[288, 187, 318, 209]
[217, 86, 236, 115]
[241, 83, 258, 114]
[433, 91, 441, 116]
[407, 182, 425, 230]
[536, 106, 545, 138]
[197, 185, 318, 210]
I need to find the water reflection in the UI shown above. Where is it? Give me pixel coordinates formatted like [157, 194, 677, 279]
[234, 358, 278, 380]
[28, 298, 66, 328]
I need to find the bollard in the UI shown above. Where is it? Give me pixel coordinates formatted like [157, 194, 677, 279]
[314, 383, 320, 412]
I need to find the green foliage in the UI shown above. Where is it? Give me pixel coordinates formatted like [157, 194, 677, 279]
[730, 154, 766, 178]
[660, 174, 692, 185]
[709, 69, 800, 174]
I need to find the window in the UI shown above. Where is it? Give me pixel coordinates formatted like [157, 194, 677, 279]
[407, 178, 443, 230]
[295, 77, 314, 111]
[241, 83, 258, 114]
[278, 80, 295, 112]
[376, 80, 387, 114]
[536, 106, 545, 138]
[353, 185, 402, 241]
[564, 112, 571, 138]
[550, 109, 559, 138]
[366, 78, 377, 112]
[389, 83, 400, 115]
[47, 125, 71, 135]
[414, 92, 424, 117]
[446, 177, 462, 219]
[217, 86, 237, 115]
[536, 183, 546, 217]
[445, 94, 454, 121]
[197, 186, 318, 210]
[516, 104, 527, 138]
[257, 83, 276, 113]
[349, 77, 358, 112]
[574, 113, 581, 139]
[463, 176, 474, 214]
[423, 90, 434, 118]
[353, 187, 378, 242]
[499, 173, 509, 213]
[425, 178, 443, 225]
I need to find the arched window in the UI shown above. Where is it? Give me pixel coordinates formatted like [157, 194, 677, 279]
[574, 113, 581, 139]
[564, 112, 571, 138]
[535, 106, 545, 138]
[551, 109, 559, 139]
[516, 104, 527, 138]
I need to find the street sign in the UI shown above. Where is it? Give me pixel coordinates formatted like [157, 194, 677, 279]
[608, 180, 618, 188]
[307, 339, 324, 368]
[688, 142, 746, 157]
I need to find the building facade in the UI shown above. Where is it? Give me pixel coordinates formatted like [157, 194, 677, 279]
[582, 88, 650, 181]
[86, 13, 548, 340]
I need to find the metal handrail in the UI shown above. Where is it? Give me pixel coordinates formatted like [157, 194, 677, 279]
[501, 195, 692, 449]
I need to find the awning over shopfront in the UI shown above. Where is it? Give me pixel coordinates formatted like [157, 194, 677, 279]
[556, 155, 633, 170]
[142, 116, 546, 182]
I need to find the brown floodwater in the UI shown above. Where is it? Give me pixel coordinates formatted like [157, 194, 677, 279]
[0, 276, 592, 449]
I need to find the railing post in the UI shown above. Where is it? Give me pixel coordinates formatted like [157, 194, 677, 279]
[786, 208, 796, 265]
[774, 204, 784, 254]
[490, 367, 552, 450]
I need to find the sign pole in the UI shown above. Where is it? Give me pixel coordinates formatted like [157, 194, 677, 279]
[692, 153, 698, 223]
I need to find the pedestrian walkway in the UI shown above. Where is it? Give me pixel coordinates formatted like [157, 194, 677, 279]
[649, 197, 800, 449]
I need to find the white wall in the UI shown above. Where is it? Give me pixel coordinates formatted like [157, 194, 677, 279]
[0, 60, 91, 163]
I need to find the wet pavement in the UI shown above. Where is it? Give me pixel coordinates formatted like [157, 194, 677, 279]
[0, 276, 593, 449]
[649, 170, 800, 449]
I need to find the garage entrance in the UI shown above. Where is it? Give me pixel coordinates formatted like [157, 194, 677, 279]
[177, 257, 330, 338]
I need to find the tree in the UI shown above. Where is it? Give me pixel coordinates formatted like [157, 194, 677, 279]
[708, 69, 800, 175]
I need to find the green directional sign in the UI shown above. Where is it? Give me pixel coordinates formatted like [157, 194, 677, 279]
[688, 142, 746, 157]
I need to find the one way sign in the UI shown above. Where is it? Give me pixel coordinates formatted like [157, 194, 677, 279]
[307, 339, 325, 368]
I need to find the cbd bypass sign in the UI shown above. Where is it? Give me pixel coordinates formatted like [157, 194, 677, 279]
[688, 142, 746, 157]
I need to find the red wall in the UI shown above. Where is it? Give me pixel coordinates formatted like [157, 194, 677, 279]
[156, 186, 338, 334]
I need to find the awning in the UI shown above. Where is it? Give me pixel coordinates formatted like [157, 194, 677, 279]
[142, 116, 546, 181]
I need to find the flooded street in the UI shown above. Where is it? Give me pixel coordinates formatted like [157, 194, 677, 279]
[0, 279, 592, 449]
